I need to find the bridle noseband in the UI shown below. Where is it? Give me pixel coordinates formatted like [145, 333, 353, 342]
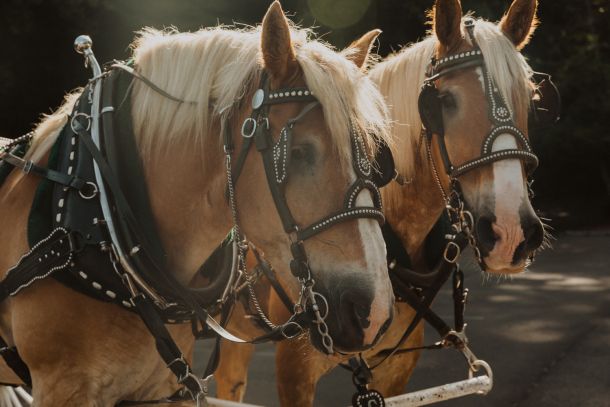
[223, 72, 385, 354]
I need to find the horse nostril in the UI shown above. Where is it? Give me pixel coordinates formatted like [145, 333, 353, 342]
[524, 218, 544, 252]
[513, 217, 544, 264]
[341, 291, 372, 331]
[476, 215, 498, 254]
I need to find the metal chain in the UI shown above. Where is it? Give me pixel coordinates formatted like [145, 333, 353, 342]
[425, 135, 484, 266]
[224, 143, 336, 352]
[304, 280, 334, 354]
[425, 136, 450, 206]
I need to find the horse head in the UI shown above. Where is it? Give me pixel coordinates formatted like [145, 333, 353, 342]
[423, 0, 547, 273]
[130, 2, 394, 353]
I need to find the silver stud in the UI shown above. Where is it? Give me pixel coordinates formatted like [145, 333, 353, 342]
[105, 290, 116, 299]
[92, 282, 102, 290]
[291, 91, 296, 96]
[78, 271, 87, 279]
[122, 300, 132, 308]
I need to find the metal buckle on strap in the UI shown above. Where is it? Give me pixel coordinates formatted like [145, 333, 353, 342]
[443, 241, 461, 263]
[241, 117, 257, 138]
[22, 160, 33, 174]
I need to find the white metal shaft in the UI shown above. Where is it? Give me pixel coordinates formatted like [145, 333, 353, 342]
[384, 375, 492, 407]
[206, 397, 263, 407]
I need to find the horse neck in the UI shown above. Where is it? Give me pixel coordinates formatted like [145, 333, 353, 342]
[141, 123, 232, 284]
[383, 138, 446, 269]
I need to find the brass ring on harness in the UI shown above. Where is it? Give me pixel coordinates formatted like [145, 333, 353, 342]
[78, 181, 99, 200]
[70, 112, 91, 133]
[241, 117, 257, 138]
[443, 241, 461, 263]
[280, 321, 304, 339]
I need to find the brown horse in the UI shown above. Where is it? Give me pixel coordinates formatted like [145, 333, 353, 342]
[214, 0, 548, 405]
[0, 2, 395, 404]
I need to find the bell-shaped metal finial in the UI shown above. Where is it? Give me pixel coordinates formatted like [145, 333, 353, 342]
[74, 35, 93, 54]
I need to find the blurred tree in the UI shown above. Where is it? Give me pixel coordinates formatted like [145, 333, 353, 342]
[0, 0, 607, 227]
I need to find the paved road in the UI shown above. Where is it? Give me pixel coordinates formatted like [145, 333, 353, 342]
[195, 233, 610, 406]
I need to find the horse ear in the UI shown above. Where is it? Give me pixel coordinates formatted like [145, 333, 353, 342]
[343, 29, 382, 71]
[431, 0, 463, 50]
[261, 1, 298, 82]
[499, 0, 538, 49]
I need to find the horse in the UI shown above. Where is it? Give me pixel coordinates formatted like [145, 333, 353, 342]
[0, 2, 395, 404]
[214, 0, 551, 405]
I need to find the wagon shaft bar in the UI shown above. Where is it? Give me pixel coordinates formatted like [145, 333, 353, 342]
[207, 397, 263, 407]
[384, 375, 492, 407]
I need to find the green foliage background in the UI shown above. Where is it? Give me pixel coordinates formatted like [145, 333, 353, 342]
[0, 0, 608, 228]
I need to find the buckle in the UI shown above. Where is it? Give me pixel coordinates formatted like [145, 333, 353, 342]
[22, 161, 33, 174]
[443, 241, 461, 263]
[241, 117, 257, 138]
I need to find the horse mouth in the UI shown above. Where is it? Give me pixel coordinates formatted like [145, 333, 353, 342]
[482, 257, 527, 275]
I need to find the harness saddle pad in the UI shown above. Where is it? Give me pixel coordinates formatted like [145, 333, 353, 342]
[26, 69, 235, 315]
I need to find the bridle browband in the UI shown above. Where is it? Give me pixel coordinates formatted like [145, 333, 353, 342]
[419, 18, 539, 182]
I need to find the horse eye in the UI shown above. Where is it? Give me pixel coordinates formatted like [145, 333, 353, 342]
[291, 144, 315, 165]
[439, 92, 456, 109]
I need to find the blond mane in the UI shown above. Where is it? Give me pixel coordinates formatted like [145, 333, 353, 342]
[370, 17, 533, 179]
[129, 24, 390, 166]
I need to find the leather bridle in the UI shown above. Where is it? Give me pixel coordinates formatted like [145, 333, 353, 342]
[223, 72, 386, 354]
[418, 18, 539, 183]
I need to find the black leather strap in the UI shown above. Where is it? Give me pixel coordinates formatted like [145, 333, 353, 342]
[2, 153, 86, 191]
[131, 295, 204, 399]
[0, 228, 77, 303]
[0, 336, 31, 387]
[369, 232, 469, 369]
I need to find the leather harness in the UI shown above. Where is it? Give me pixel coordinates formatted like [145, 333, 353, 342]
[0, 51, 391, 402]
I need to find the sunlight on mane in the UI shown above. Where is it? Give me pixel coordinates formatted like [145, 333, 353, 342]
[129, 24, 390, 166]
[370, 17, 533, 180]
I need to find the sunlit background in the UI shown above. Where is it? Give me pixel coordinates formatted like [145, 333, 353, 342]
[0, 0, 608, 228]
